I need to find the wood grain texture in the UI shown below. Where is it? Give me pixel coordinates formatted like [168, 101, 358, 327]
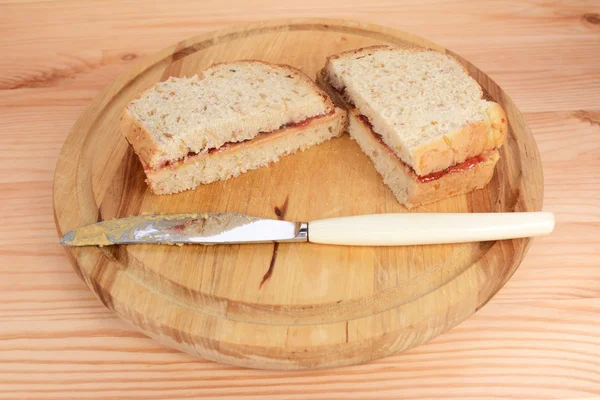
[1, 0, 599, 397]
[52, 18, 543, 370]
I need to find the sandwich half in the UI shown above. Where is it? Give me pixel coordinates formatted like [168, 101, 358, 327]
[121, 61, 346, 194]
[318, 45, 507, 208]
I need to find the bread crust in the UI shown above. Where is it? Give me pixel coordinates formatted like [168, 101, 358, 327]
[346, 108, 499, 208]
[321, 46, 507, 176]
[120, 107, 162, 169]
[208, 60, 336, 113]
[145, 107, 347, 195]
[326, 44, 425, 62]
[410, 101, 507, 175]
[121, 60, 335, 170]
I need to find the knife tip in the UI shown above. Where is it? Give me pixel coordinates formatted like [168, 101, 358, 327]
[60, 231, 74, 246]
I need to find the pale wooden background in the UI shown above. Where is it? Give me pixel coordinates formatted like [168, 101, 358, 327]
[1, 0, 599, 398]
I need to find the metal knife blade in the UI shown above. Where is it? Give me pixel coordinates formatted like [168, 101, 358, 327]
[60, 212, 308, 246]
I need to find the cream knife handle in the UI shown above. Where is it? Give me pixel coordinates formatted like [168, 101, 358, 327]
[308, 212, 555, 246]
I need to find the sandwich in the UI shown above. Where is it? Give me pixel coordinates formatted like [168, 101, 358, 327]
[318, 46, 507, 208]
[121, 61, 346, 194]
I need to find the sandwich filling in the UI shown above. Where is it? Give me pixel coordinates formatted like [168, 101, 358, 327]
[322, 77, 496, 183]
[145, 110, 335, 172]
[356, 114, 493, 183]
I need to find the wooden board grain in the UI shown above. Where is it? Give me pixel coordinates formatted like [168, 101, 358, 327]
[52, 18, 543, 370]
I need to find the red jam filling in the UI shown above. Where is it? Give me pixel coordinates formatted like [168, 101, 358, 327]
[149, 112, 333, 171]
[357, 114, 487, 183]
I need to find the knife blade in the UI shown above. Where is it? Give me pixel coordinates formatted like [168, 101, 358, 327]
[60, 212, 307, 246]
[60, 212, 555, 247]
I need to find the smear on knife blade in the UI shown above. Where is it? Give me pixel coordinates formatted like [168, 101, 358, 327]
[61, 213, 259, 246]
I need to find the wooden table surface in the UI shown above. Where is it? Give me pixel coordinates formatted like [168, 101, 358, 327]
[1, 0, 599, 398]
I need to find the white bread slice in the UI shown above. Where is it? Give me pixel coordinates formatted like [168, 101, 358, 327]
[122, 61, 334, 170]
[145, 108, 346, 195]
[346, 108, 499, 208]
[318, 70, 499, 208]
[323, 46, 507, 176]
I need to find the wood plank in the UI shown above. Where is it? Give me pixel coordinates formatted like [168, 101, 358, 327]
[0, 300, 597, 399]
[1, 0, 598, 39]
[0, 0, 599, 397]
[3, 35, 599, 88]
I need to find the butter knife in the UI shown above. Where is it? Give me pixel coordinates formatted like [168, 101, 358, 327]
[60, 212, 554, 247]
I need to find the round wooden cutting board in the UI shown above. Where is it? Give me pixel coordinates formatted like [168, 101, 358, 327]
[53, 19, 543, 370]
